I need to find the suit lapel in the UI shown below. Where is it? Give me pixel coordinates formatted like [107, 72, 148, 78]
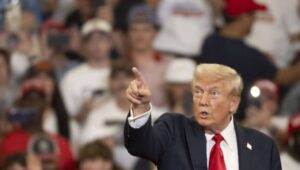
[234, 122, 251, 170]
[184, 119, 207, 170]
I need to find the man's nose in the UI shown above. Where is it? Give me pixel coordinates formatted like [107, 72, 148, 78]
[200, 93, 209, 106]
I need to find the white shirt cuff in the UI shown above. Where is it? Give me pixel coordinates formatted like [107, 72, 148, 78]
[128, 104, 151, 129]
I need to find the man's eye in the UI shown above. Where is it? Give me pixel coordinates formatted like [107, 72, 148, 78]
[211, 91, 219, 96]
[194, 90, 202, 95]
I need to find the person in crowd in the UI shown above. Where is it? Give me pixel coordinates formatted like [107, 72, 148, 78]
[124, 63, 281, 170]
[61, 18, 113, 153]
[281, 113, 300, 170]
[242, 79, 288, 149]
[10, 9, 40, 61]
[243, 79, 280, 135]
[165, 58, 196, 116]
[61, 18, 112, 122]
[80, 60, 134, 140]
[78, 140, 121, 170]
[1, 7, 39, 82]
[6, 30, 36, 84]
[64, 0, 94, 61]
[25, 62, 71, 139]
[0, 86, 76, 170]
[126, 4, 173, 108]
[246, 0, 300, 68]
[39, 20, 81, 81]
[199, 0, 300, 120]
[19, 79, 55, 133]
[153, 0, 213, 57]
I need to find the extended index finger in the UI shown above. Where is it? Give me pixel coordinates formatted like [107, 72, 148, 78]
[132, 67, 146, 84]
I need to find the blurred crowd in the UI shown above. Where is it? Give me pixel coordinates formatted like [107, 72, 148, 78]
[0, 0, 300, 169]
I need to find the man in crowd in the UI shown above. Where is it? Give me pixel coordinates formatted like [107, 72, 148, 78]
[60, 18, 112, 154]
[61, 18, 112, 121]
[126, 4, 172, 109]
[0, 88, 76, 170]
[246, 0, 300, 68]
[154, 0, 213, 57]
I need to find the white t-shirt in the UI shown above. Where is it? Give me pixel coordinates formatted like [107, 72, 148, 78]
[82, 99, 167, 139]
[281, 152, 300, 170]
[154, 0, 213, 56]
[246, 0, 300, 68]
[60, 63, 110, 117]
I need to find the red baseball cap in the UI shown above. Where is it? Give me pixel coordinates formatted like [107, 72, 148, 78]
[287, 113, 300, 139]
[39, 20, 65, 34]
[225, 0, 267, 17]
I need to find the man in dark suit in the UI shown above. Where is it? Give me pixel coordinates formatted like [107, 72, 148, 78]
[124, 63, 281, 170]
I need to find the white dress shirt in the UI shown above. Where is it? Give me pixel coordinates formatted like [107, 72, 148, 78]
[128, 105, 152, 128]
[128, 106, 239, 170]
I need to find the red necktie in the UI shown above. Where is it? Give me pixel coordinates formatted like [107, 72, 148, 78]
[209, 134, 226, 170]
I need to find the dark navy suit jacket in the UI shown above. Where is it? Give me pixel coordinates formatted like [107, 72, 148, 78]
[124, 113, 282, 170]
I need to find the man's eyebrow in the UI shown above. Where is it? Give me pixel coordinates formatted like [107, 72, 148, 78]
[193, 85, 202, 89]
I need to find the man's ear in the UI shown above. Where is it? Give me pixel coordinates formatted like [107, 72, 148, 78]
[230, 96, 240, 113]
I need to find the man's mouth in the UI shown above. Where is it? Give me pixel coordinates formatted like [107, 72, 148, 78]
[199, 111, 209, 118]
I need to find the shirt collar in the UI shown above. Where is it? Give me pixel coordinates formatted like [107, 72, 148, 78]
[205, 117, 236, 150]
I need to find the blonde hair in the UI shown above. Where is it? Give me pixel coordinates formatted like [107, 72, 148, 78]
[192, 63, 243, 96]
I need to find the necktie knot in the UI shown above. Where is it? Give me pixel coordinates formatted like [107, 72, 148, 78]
[213, 134, 224, 144]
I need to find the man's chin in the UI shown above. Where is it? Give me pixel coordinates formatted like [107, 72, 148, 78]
[196, 118, 212, 127]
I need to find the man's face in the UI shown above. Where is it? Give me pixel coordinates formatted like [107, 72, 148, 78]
[192, 78, 240, 133]
[80, 158, 112, 170]
[241, 12, 255, 35]
[128, 22, 157, 52]
[84, 32, 112, 61]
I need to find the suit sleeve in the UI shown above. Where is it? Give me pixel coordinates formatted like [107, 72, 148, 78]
[270, 140, 282, 170]
[124, 113, 175, 164]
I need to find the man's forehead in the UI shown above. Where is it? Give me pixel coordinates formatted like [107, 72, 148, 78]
[193, 79, 227, 89]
